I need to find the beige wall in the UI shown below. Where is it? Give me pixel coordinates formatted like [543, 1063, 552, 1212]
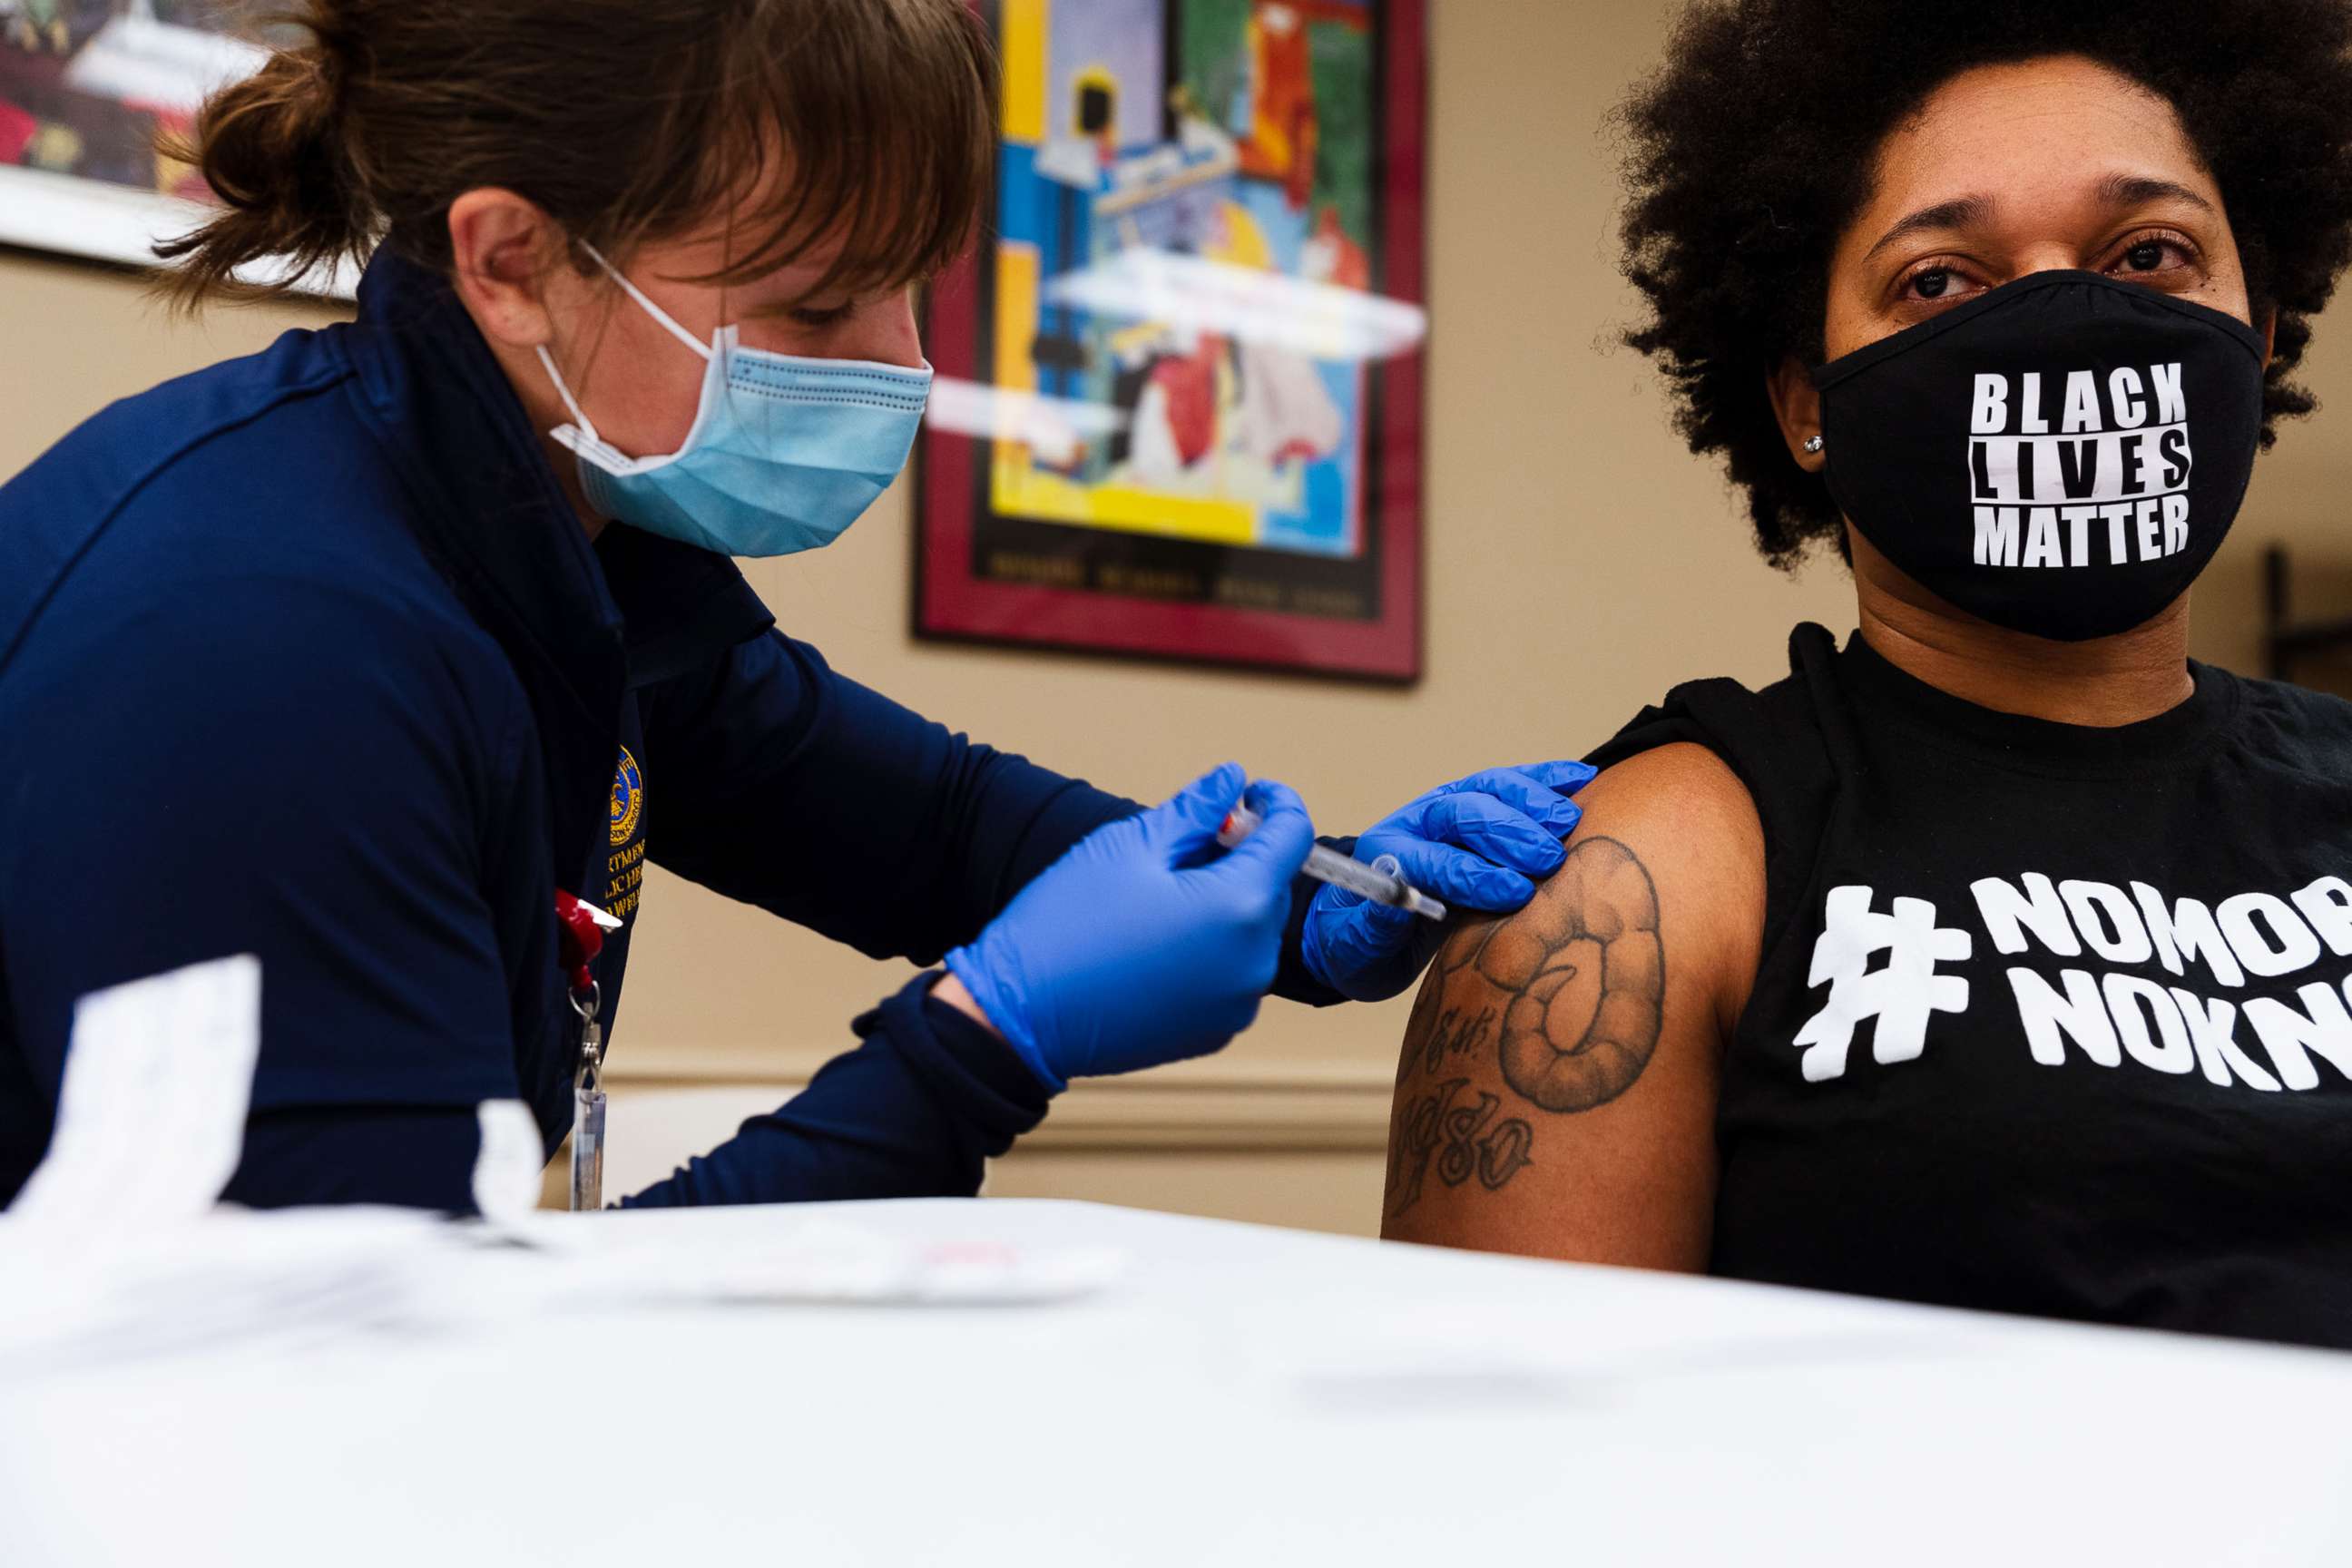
[7, 0, 2348, 1234]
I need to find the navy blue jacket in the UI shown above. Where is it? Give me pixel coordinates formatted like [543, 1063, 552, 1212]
[0, 250, 1333, 1210]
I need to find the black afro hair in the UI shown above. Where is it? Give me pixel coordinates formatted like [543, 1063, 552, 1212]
[1616, 0, 2352, 566]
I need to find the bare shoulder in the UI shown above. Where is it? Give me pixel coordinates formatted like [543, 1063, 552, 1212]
[1380, 741, 1766, 1267]
[1573, 741, 1763, 886]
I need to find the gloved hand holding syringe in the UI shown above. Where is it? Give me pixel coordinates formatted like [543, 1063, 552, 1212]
[1218, 799, 1449, 922]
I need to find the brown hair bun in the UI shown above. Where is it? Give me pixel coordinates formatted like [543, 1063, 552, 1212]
[159, 40, 363, 301]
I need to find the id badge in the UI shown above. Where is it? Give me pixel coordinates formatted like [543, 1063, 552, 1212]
[568, 1001, 606, 1212]
[570, 1082, 606, 1211]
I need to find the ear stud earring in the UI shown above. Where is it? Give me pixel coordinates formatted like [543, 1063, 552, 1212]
[1803, 436, 1825, 454]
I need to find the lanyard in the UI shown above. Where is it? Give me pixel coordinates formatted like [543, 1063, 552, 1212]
[554, 890, 621, 1210]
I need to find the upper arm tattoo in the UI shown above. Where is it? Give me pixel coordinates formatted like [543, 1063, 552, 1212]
[1388, 836, 1665, 1217]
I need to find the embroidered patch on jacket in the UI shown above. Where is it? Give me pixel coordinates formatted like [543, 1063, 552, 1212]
[609, 746, 643, 847]
[605, 747, 646, 920]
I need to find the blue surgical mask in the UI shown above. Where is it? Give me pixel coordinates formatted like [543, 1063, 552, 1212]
[534, 244, 932, 558]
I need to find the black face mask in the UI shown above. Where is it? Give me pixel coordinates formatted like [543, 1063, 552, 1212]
[1811, 270, 2267, 642]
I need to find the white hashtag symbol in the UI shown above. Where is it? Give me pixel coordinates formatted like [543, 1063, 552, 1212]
[1791, 886, 1973, 1083]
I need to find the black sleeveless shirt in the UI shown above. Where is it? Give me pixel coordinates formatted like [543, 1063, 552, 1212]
[1591, 624, 2352, 1348]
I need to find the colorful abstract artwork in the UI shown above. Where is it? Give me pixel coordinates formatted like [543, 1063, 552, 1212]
[0, 1, 311, 274]
[919, 0, 1426, 680]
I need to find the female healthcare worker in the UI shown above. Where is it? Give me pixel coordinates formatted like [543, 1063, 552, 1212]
[0, 0, 1592, 1210]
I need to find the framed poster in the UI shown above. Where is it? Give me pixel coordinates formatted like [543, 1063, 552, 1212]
[0, 0, 340, 289]
[918, 0, 1427, 681]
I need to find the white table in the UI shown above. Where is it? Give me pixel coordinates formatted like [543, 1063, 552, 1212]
[5, 1198, 2347, 1566]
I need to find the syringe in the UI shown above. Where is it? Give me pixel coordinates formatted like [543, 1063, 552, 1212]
[1217, 801, 1449, 922]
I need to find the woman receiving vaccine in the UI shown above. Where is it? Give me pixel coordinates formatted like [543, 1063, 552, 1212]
[1387, 0, 2352, 1349]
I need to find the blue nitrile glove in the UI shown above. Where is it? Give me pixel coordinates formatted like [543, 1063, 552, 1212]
[945, 762, 1317, 1091]
[1303, 760, 1599, 1001]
